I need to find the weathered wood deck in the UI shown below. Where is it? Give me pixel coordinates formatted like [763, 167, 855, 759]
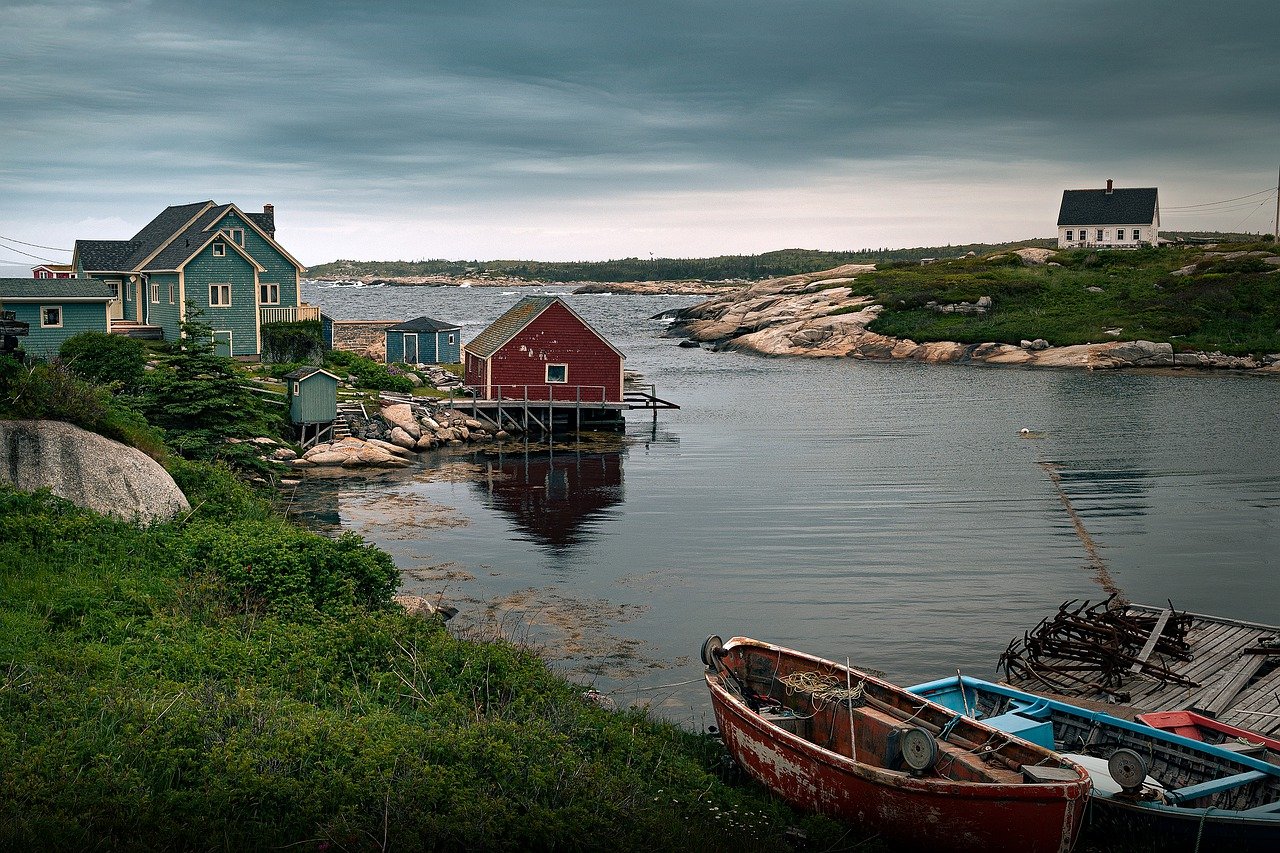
[1007, 603, 1280, 738]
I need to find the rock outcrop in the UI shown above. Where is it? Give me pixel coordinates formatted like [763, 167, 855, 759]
[669, 264, 1280, 373]
[0, 420, 189, 525]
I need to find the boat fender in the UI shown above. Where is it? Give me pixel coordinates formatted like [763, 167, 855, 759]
[1108, 748, 1149, 795]
[900, 727, 940, 773]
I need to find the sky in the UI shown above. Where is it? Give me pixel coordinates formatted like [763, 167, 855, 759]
[1, 0, 1278, 269]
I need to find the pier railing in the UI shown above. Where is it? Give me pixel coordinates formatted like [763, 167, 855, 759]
[484, 385, 610, 405]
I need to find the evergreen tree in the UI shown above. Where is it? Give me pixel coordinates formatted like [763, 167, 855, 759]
[138, 308, 284, 470]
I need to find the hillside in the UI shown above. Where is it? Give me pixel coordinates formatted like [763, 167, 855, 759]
[306, 240, 1057, 282]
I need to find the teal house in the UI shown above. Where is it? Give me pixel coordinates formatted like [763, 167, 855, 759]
[0, 279, 114, 359]
[72, 201, 316, 359]
[385, 316, 461, 365]
[283, 367, 340, 448]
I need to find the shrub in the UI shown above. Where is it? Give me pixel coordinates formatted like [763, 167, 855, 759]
[324, 350, 414, 393]
[260, 320, 322, 364]
[58, 332, 148, 393]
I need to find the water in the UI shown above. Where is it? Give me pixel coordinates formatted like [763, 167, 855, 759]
[296, 281, 1280, 724]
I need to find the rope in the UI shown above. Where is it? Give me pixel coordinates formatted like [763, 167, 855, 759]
[778, 671, 866, 705]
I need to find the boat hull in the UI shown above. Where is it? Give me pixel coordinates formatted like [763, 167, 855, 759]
[706, 639, 1088, 853]
[909, 676, 1280, 853]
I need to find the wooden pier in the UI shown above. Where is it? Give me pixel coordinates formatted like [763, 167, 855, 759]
[442, 384, 678, 435]
[1003, 599, 1280, 738]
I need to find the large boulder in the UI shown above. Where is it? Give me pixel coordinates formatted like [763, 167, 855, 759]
[0, 420, 189, 525]
[380, 403, 421, 440]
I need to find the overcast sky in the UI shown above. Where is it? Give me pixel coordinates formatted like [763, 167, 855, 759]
[1, 0, 1277, 267]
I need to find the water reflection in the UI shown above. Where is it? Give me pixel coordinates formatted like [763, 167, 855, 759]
[470, 444, 626, 552]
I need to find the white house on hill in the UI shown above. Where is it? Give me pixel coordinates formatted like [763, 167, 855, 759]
[1057, 180, 1159, 249]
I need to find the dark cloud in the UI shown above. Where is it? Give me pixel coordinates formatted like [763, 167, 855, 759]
[1, 0, 1276, 261]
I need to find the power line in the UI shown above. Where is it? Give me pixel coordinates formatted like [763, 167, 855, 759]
[1163, 186, 1277, 211]
[0, 240, 61, 264]
[0, 234, 72, 252]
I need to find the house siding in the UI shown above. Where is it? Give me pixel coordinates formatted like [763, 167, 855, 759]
[216, 210, 300, 309]
[145, 272, 181, 339]
[436, 330, 460, 363]
[8, 301, 109, 359]
[184, 247, 259, 357]
[479, 302, 622, 402]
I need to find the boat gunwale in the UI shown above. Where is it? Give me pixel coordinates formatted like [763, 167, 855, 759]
[709, 636, 1091, 800]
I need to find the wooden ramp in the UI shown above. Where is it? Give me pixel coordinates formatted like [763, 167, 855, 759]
[1003, 600, 1280, 737]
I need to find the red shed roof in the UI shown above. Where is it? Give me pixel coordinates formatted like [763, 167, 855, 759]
[465, 296, 623, 360]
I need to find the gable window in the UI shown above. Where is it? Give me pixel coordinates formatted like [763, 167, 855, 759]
[212, 242, 226, 257]
[546, 364, 568, 383]
[228, 228, 244, 246]
[168, 284, 175, 304]
[258, 282, 280, 305]
[150, 281, 160, 303]
[40, 306, 63, 328]
[209, 283, 231, 306]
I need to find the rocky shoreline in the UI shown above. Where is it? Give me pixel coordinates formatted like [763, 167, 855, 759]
[666, 262, 1280, 373]
[289, 399, 516, 471]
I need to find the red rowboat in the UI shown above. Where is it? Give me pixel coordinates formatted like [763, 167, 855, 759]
[703, 636, 1091, 853]
[1137, 710, 1280, 762]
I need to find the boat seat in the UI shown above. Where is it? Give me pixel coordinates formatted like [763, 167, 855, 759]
[980, 711, 1055, 750]
[1168, 770, 1270, 804]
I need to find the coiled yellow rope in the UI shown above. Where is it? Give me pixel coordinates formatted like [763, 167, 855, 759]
[778, 671, 866, 703]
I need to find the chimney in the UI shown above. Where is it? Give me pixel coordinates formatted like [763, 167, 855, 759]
[262, 203, 276, 237]
[263, 204, 274, 215]
[1105, 179, 1113, 194]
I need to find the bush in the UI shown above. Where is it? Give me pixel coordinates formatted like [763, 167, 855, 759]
[58, 332, 148, 393]
[324, 350, 414, 393]
[0, 359, 168, 461]
[260, 320, 322, 364]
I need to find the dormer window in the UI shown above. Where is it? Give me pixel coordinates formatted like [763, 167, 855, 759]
[213, 242, 226, 257]
[228, 228, 244, 246]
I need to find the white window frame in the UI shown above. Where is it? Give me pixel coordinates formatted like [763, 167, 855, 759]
[150, 281, 160, 303]
[447, 332, 455, 344]
[212, 242, 226, 257]
[258, 282, 280, 305]
[168, 284, 175, 304]
[1096, 229, 1104, 241]
[228, 228, 244, 246]
[105, 279, 121, 301]
[292, 381, 300, 396]
[1065, 230, 1073, 242]
[209, 283, 232, 307]
[40, 305, 63, 328]
[212, 330, 233, 356]
[545, 363, 568, 383]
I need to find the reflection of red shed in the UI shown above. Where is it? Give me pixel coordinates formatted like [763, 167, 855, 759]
[464, 296, 624, 403]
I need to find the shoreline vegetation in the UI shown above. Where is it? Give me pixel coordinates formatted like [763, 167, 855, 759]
[0, 333, 857, 850]
[310, 236, 1280, 370]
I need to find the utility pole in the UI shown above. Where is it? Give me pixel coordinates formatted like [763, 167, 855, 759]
[1275, 164, 1279, 240]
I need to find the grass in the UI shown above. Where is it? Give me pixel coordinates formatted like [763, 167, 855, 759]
[862, 243, 1280, 355]
[0, 474, 859, 851]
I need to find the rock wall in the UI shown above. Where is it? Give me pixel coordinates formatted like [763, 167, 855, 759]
[330, 321, 396, 361]
[0, 420, 190, 525]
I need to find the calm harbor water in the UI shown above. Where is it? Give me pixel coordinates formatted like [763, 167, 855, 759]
[295, 281, 1280, 725]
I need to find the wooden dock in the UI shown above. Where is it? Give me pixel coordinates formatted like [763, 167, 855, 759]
[442, 385, 678, 435]
[1003, 600, 1280, 738]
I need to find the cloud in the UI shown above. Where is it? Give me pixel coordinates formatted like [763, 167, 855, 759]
[1, 0, 1276, 263]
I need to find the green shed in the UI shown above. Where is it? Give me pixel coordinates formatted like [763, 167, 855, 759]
[283, 367, 340, 425]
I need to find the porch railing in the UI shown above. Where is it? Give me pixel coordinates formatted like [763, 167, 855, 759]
[260, 303, 321, 325]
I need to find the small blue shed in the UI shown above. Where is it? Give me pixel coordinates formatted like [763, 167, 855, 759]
[385, 316, 461, 365]
[282, 366, 340, 425]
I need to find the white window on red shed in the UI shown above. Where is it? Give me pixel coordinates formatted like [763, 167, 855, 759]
[546, 364, 567, 383]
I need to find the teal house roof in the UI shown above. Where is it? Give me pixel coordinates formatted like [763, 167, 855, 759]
[0, 279, 114, 300]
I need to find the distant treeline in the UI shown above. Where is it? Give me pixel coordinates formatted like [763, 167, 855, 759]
[307, 241, 1059, 282]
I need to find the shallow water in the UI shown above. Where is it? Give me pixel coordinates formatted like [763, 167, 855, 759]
[293, 282, 1280, 725]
